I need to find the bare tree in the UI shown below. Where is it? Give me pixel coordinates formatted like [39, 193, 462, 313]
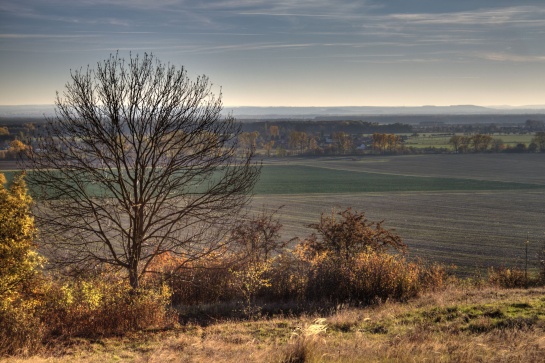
[228, 207, 293, 263]
[304, 208, 406, 262]
[24, 53, 260, 290]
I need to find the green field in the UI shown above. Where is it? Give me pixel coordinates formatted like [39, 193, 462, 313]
[254, 164, 542, 194]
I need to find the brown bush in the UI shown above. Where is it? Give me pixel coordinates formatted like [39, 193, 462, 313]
[144, 251, 238, 306]
[304, 208, 406, 261]
[261, 252, 308, 302]
[302, 250, 426, 304]
[487, 267, 538, 288]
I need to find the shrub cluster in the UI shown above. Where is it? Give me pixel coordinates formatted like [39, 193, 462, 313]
[487, 267, 541, 288]
[146, 208, 448, 313]
[144, 248, 448, 325]
[42, 270, 177, 338]
[0, 292, 44, 356]
[0, 270, 177, 356]
[0, 202, 450, 356]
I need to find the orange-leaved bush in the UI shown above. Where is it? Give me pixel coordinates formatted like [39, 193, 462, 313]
[290, 209, 445, 305]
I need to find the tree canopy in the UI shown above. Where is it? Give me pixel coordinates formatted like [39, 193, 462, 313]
[24, 53, 260, 289]
[304, 208, 406, 261]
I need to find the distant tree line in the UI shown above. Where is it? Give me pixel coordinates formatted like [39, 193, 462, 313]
[2, 117, 545, 160]
[241, 120, 413, 135]
[0, 121, 36, 160]
[413, 119, 545, 134]
[449, 132, 545, 153]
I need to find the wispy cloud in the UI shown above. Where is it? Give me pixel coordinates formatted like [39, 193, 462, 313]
[0, 33, 99, 39]
[388, 6, 545, 26]
[478, 52, 545, 62]
[199, 0, 369, 14]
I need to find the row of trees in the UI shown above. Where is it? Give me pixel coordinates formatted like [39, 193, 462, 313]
[449, 132, 545, 153]
[236, 130, 545, 156]
[449, 134, 497, 153]
[372, 133, 403, 153]
[238, 129, 357, 156]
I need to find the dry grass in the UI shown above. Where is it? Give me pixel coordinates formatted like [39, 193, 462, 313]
[4, 285, 544, 363]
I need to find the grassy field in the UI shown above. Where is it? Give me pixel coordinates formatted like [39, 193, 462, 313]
[255, 164, 542, 194]
[5, 286, 545, 362]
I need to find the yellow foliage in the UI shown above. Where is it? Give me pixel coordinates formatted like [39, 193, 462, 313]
[0, 172, 47, 356]
[39, 271, 176, 339]
[0, 172, 43, 298]
[231, 259, 273, 317]
[8, 139, 29, 154]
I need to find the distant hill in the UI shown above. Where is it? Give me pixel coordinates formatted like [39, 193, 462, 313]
[2, 104, 545, 119]
[0, 105, 55, 117]
[226, 105, 545, 119]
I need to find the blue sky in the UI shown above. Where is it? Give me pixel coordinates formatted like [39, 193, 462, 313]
[1, 0, 544, 107]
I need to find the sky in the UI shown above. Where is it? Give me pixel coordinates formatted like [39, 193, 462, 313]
[1, 0, 545, 107]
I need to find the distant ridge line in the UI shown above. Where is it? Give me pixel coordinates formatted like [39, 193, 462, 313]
[1, 104, 545, 118]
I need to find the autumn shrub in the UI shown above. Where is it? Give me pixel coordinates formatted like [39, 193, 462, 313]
[302, 250, 426, 304]
[487, 267, 538, 288]
[230, 259, 273, 317]
[286, 209, 445, 305]
[40, 270, 177, 339]
[262, 251, 308, 302]
[305, 208, 406, 260]
[145, 251, 237, 306]
[0, 172, 43, 298]
[0, 293, 45, 356]
[228, 208, 290, 263]
[417, 261, 449, 291]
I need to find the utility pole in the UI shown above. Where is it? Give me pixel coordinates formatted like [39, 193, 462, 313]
[525, 232, 529, 288]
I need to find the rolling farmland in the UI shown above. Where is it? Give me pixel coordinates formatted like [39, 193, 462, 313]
[250, 154, 545, 275]
[2, 154, 544, 275]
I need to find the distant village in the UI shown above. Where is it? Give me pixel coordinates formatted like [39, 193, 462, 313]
[1, 116, 545, 160]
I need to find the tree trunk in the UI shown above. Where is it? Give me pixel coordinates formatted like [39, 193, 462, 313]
[129, 266, 139, 291]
